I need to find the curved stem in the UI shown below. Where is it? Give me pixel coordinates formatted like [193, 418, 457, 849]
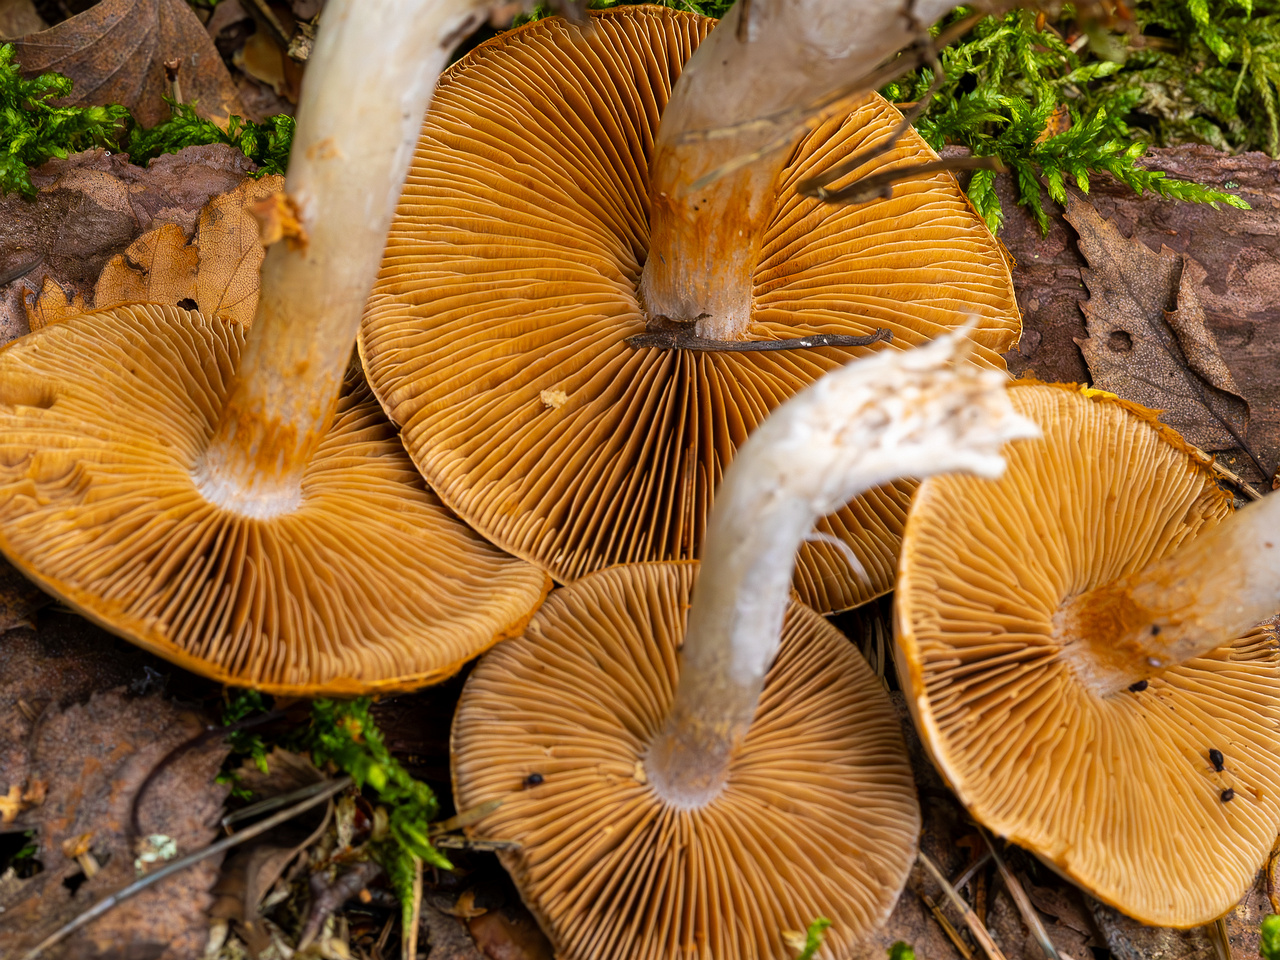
[639, 0, 964, 341]
[1058, 491, 1280, 697]
[195, 0, 493, 516]
[644, 333, 1039, 807]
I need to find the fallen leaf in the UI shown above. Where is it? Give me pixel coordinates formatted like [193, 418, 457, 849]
[424, 895, 485, 960]
[24, 277, 87, 330]
[195, 174, 284, 322]
[0, 689, 229, 960]
[10, 0, 246, 127]
[22, 170, 280, 329]
[1069, 197, 1252, 454]
[95, 222, 198, 309]
[0, 0, 44, 39]
[1, 145, 257, 346]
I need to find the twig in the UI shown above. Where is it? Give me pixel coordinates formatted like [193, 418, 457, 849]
[627, 328, 893, 352]
[919, 890, 976, 960]
[1207, 915, 1233, 960]
[802, 156, 1005, 206]
[21, 777, 351, 960]
[298, 859, 384, 951]
[221, 776, 337, 829]
[952, 850, 993, 893]
[919, 850, 1011, 960]
[433, 835, 522, 851]
[429, 798, 504, 835]
[983, 832, 1062, 960]
[1208, 458, 1263, 501]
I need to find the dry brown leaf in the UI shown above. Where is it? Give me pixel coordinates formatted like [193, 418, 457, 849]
[24, 276, 86, 330]
[23, 173, 281, 330]
[95, 222, 199, 309]
[0, 690, 229, 960]
[1069, 197, 1252, 454]
[196, 175, 283, 322]
[467, 907, 555, 960]
[0, 0, 44, 39]
[1, 146, 257, 345]
[10, 0, 246, 127]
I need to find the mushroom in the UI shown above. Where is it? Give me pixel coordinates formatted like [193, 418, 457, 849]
[360, 5, 1022, 616]
[894, 382, 1280, 926]
[451, 332, 1039, 960]
[0, 0, 550, 695]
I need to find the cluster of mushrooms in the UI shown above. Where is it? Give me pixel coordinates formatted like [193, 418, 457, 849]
[1, 0, 1278, 957]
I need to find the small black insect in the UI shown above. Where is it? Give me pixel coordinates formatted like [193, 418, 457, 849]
[1209, 748, 1225, 772]
[523, 773, 545, 788]
[1128, 680, 1149, 692]
[1150, 624, 1162, 636]
[1221, 788, 1235, 803]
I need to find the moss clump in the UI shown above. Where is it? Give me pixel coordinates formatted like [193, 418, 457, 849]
[0, 43, 129, 198]
[882, 6, 1252, 234]
[0, 42, 293, 198]
[124, 102, 295, 176]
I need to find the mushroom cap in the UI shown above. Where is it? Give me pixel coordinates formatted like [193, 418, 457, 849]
[894, 382, 1280, 926]
[0, 304, 550, 695]
[452, 561, 920, 960]
[360, 7, 1021, 615]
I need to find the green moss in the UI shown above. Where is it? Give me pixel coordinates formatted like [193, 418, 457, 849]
[124, 102, 295, 176]
[882, 7, 1251, 234]
[0, 43, 129, 198]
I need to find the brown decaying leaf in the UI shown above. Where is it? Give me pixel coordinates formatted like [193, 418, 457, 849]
[1067, 197, 1252, 454]
[0, 146, 257, 346]
[0, 0, 45, 39]
[26, 172, 282, 328]
[95, 221, 198, 309]
[10, 0, 246, 127]
[0, 690, 229, 960]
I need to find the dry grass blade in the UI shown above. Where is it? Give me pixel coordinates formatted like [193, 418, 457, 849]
[983, 832, 1062, 960]
[919, 850, 1010, 960]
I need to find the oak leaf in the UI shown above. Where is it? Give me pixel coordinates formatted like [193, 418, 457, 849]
[1069, 197, 1251, 453]
[10, 0, 246, 128]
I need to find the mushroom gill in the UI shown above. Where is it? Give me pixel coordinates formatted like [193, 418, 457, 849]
[360, 7, 1021, 615]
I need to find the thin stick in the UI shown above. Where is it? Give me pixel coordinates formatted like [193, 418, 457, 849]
[221, 776, 336, 828]
[21, 776, 351, 960]
[429, 798, 504, 835]
[919, 850, 1011, 960]
[1207, 915, 1233, 960]
[920, 890, 976, 960]
[984, 832, 1062, 960]
[627, 329, 893, 352]
[1209, 458, 1263, 501]
[802, 156, 1005, 206]
[952, 850, 993, 893]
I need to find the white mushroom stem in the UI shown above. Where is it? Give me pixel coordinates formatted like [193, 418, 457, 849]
[1059, 491, 1280, 698]
[195, 0, 494, 517]
[644, 333, 1040, 807]
[639, 0, 964, 341]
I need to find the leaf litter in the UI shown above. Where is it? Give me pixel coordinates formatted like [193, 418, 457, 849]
[9, 0, 246, 128]
[1069, 196, 1258, 462]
